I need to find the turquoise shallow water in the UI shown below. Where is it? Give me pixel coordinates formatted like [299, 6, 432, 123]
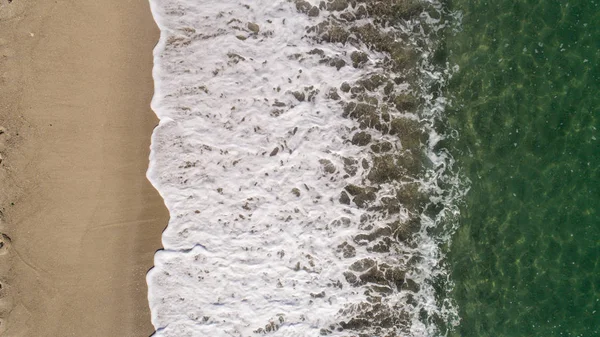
[443, 0, 600, 336]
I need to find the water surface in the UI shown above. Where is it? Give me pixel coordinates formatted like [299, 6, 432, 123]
[445, 0, 600, 335]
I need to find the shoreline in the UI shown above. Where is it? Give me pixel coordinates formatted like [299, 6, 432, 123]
[0, 0, 167, 335]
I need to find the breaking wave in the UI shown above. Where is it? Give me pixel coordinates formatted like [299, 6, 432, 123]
[146, 1, 466, 336]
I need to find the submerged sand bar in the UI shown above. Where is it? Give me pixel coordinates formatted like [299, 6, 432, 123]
[0, 0, 167, 335]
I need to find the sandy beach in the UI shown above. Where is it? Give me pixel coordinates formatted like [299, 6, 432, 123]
[0, 0, 167, 336]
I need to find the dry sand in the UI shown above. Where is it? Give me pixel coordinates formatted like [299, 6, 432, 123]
[0, 0, 168, 336]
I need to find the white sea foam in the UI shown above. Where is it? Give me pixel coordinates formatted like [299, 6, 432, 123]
[147, 1, 464, 336]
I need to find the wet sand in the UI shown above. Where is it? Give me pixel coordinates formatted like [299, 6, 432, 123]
[0, 0, 167, 336]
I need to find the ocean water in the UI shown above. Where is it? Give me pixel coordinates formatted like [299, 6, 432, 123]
[146, 0, 598, 336]
[444, 0, 600, 336]
[146, 0, 463, 336]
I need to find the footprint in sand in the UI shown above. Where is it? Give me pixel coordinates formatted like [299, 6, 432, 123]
[0, 276, 24, 336]
[0, 126, 6, 157]
[0, 234, 10, 256]
[0, 279, 14, 320]
[0, 279, 11, 298]
[0, 310, 9, 335]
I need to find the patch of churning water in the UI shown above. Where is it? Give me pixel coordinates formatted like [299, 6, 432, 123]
[146, 1, 465, 336]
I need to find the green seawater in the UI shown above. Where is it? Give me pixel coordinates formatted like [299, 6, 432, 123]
[443, 0, 600, 336]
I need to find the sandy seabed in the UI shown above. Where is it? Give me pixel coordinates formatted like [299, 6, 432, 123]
[0, 0, 168, 336]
